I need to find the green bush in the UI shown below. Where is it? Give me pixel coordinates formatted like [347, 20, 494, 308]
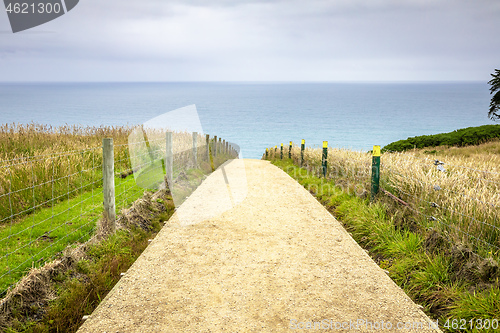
[383, 125, 500, 152]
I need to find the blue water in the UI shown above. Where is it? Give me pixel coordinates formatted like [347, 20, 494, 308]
[0, 82, 493, 158]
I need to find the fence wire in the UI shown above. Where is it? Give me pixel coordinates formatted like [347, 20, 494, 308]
[377, 151, 499, 258]
[266, 143, 500, 260]
[0, 133, 239, 297]
[0, 146, 104, 297]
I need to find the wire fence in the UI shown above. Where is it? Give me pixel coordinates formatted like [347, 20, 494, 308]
[0, 132, 239, 297]
[264, 141, 500, 260]
[379, 151, 500, 259]
[0, 146, 106, 297]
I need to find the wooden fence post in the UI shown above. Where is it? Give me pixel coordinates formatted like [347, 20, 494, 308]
[165, 132, 173, 190]
[301, 139, 305, 166]
[371, 145, 381, 202]
[322, 141, 328, 177]
[213, 136, 217, 158]
[218, 138, 222, 155]
[192, 132, 198, 167]
[206, 134, 210, 161]
[102, 138, 115, 232]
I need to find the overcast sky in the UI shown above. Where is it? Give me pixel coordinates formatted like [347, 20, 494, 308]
[0, 0, 499, 82]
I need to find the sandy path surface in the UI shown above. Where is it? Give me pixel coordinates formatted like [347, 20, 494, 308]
[77, 159, 441, 332]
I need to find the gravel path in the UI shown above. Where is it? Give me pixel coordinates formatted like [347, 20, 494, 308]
[77, 159, 441, 332]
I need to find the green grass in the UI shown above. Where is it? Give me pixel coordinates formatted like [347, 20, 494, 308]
[0, 153, 237, 297]
[0, 123, 239, 330]
[0, 174, 147, 296]
[1, 153, 226, 331]
[450, 287, 500, 323]
[132, 159, 167, 190]
[272, 159, 500, 332]
[0, 144, 130, 224]
[5, 212, 168, 333]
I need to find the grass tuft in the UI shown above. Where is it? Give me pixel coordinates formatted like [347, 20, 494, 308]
[270, 159, 500, 332]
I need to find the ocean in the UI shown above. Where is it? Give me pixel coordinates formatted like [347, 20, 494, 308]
[0, 82, 493, 159]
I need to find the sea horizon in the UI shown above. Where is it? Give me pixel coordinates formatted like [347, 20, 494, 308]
[0, 81, 494, 159]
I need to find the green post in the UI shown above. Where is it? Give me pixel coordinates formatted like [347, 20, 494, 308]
[371, 145, 381, 201]
[300, 139, 305, 166]
[280, 143, 283, 159]
[265, 148, 268, 160]
[288, 141, 292, 159]
[322, 141, 328, 177]
[274, 145, 277, 158]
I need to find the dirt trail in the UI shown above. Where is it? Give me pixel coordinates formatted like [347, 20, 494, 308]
[77, 159, 441, 332]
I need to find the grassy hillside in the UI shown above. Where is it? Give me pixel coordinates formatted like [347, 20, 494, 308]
[269, 140, 500, 258]
[383, 124, 500, 152]
[265, 141, 500, 332]
[0, 123, 237, 332]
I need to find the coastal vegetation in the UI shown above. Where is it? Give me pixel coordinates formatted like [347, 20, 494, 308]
[0, 123, 140, 296]
[266, 139, 500, 332]
[0, 123, 133, 221]
[488, 68, 500, 120]
[382, 124, 500, 152]
[1, 191, 174, 332]
[0, 123, 234, 332]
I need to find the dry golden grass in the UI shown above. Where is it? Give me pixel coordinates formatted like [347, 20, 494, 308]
[268, 141, 500, 257]
[0, 123, 135, 223]
[0, 123, 231, 224]
[381, 149, 500, 253]
[0, 123, 132, 160]
[0, 123, 236, 296]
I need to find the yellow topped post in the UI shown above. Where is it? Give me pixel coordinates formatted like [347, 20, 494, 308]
[300, 139, 305, 166]
[321, 141, 328, 177]
[371, 145, 381, 201]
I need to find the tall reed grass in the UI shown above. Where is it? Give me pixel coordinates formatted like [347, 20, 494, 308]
[0, 122, 237, 224]
[267, 142, 500, 258]
[0, 122, 237, 295]
[0, 123, 132, 225]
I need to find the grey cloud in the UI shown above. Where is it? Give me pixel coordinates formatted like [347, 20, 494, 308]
[0, 0, 498, 81]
